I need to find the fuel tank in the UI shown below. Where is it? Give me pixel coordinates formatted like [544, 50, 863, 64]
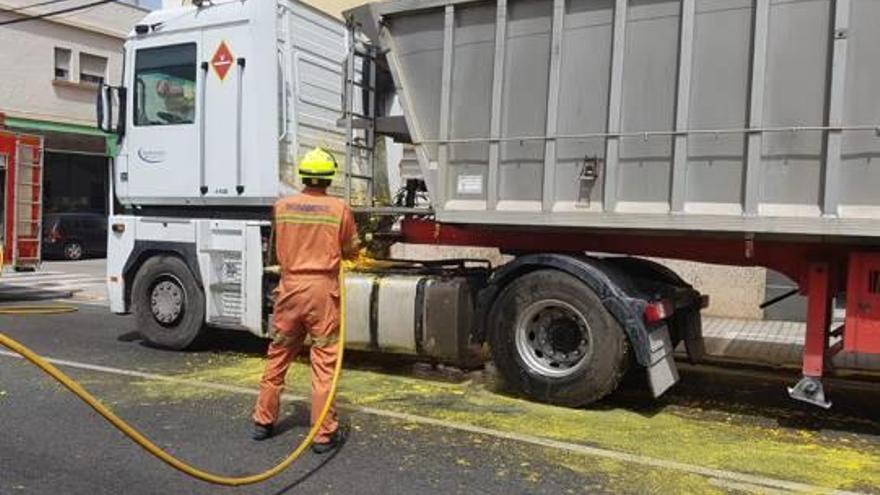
[343, 266, 484, 367]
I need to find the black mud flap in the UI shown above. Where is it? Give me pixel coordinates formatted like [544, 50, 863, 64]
[646, 325, 680, 397]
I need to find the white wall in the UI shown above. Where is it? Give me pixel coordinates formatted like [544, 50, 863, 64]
[0, 1, 145, 125]
[0, 0, 145, 37]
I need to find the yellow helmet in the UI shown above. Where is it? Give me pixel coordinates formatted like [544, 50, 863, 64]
[298, 147, 338, 180]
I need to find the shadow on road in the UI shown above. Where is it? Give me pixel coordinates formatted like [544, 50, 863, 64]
[274, 407, 310, 436]
[116, 328, 270, 354]
[601, 363, 880, 437]
[271, 431, 346, 495]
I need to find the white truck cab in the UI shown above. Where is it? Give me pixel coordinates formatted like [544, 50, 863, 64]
[100, 0, 350, 348]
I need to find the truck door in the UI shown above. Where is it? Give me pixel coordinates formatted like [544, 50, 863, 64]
[126, 38, 201, 201]
[201, 25, 251, 199]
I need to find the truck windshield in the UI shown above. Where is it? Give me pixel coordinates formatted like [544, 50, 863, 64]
[134, 43, 197, 127]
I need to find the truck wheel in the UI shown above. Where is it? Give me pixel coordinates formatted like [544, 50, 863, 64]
[132, 255, 205, 350]
[488, 270, 628, 407]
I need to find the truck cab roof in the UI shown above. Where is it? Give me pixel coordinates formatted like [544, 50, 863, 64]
[129, 1, 247, 39]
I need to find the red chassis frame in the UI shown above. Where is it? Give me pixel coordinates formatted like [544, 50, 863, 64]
[401, 218, 880, 407]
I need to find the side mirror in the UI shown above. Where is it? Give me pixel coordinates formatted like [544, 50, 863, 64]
[96, 83, 111, 132]
[96, 83, 126, 137]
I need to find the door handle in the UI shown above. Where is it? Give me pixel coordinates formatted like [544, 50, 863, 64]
[235, 57, 246, 195]
[199, 61, 209, 195]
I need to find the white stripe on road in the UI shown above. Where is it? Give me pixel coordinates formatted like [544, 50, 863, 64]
[0, 298, 108, 308]
[68, 296, 108, 305]
[1, 270, 67, 277]
[1, 273, 89, 282]
[0, 281, 105, 291]
[8, 276, 105, 283]
[0, 350, 862, 495]
[1, 277, 104, 285]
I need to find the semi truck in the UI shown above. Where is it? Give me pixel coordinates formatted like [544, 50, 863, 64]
[100, 0, 880, 409]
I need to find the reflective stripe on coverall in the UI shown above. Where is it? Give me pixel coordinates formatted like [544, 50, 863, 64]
[253, 188, 357, 444]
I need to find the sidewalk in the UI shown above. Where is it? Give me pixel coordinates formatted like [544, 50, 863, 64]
[692, 317, 880, 373]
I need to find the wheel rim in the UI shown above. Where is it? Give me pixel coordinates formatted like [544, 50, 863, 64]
[65, 243, 82, 260]
[514, 299, 593, 378]
[149, 275, 186, 326]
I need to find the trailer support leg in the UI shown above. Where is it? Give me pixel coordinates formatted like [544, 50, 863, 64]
[788, 262, 833, 409]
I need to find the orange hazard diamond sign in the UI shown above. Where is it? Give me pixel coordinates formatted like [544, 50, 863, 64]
[211, 41, 234, 81]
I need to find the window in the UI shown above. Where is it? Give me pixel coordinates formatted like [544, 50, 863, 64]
[86, 216, 105, 231]
[134, 43, 197, 126]
[54, 47, 71, 81]
[80, 53, 107, 86]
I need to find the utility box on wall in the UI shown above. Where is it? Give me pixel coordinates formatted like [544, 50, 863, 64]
[845, 253, 880, 354]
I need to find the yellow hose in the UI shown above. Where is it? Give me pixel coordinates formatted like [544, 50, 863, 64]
[0, 271, 347, 486]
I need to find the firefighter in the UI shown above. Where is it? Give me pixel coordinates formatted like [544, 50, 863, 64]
[252, 147, 359, 454]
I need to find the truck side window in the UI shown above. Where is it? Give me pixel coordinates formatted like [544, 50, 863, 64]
[134, 43, 197, 126]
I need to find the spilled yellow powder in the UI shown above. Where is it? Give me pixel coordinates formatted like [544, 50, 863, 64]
[342, 249, 399, 271]
[129, 355, 880, 492]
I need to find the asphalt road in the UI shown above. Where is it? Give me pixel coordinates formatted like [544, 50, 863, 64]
[1, 300, 879, 494]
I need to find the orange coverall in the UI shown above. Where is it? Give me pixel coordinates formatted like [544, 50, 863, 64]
[253, 188, 358, 443]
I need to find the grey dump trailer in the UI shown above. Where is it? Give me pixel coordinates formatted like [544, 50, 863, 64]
[349, 0, 880, 233]
[343, 0, 880, 408]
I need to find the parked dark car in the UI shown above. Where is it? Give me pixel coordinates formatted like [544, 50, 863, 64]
[42, 212, 107, 261]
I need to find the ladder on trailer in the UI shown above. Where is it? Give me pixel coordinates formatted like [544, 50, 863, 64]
[343, 27, 377, 208]
[11, 140, 43, 271]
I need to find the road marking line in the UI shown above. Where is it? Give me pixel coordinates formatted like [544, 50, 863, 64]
[0, 350, 863, 495]
[1, 282, 103, 292]
[71, 295, 108, 303]
[2, 280, 105, 288]
[0, 275, 106, 296]
[0, 298, 107, 308]
[1, 270, 65, 277]
[0, 274, 90, 282]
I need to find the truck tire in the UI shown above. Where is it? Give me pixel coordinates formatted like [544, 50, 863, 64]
[132, 255, 205, 350]
[488, 269, 628, 407]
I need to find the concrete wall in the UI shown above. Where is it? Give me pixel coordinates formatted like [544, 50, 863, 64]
[390, 243, 510, 268]
[0, 1, 144, 125]
[654, 259, 766, 320]
[764, 270, 802, 321]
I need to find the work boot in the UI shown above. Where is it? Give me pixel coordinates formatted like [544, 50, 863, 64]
[311, 426, 348, 454]
[252, 423, 274, 441]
